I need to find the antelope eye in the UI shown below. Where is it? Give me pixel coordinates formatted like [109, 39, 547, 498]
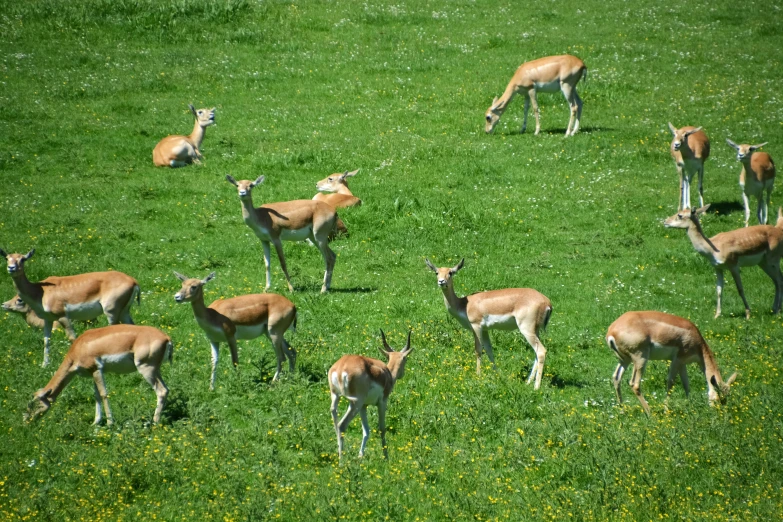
[485, 115, 492, 122]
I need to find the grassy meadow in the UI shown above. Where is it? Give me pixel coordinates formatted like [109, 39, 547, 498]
[2, 0, 783, 519]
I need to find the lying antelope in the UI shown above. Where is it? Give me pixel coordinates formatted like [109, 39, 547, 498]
[664, 205, 783, 319]
[669, 123, 710, 210]
[1, 249, 140, 367]
[24, 325, 172, 425]
[153, 104, 215, 167]
[425, 258, 552, 387]
[174, 271, 297, 389]
[726, 139, 776, 226]
[485, 54, 587, 136]
[329, 330, 412, 460]
[606, 311, 737, 416]
[226, 174, 338, 293]
[313, 169, 362, 235]
[3, 294, 66, 331]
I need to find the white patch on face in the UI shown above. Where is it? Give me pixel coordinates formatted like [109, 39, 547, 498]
[534, 80, 560, 93]
[280, 227, 313, 242]
[97, 352, 136, 373]
[649, 342, 678, 361]
[64, 301, 103, 320]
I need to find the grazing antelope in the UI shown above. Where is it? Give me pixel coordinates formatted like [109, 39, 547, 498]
[313, 169, 361, 236]
[329, 330, 412, 460]
[668, 123, 710, 210]
[485, 54, 587, 136]
[606, 311, 737, 416]
[425, 258, 552, 387]
[726, 139, 776, 226]
[173, 271, 297, 389]
[3, 294, 66, 331]
[1, 249, 140, 367]
[226, 174, 338, 293]
[24, 325, 172, 426]
[664, 205, 783, 319]
[152, 104, 215, 167]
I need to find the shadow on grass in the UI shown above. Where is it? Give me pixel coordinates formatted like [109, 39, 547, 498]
[492, 125, 611, 137]
[708, 200, 743, 216]
[163, 393, 189, 423]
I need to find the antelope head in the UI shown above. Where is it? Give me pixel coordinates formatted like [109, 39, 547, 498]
[726, 139, 768, 162]
[668, 123, 702, 152]
[1, 249, 34, 276]
[190, 104, 216, 128]
[174, 271, 216, 304]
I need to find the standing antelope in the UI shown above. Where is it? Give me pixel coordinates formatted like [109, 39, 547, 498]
[668, 123, 710, 210]
[24, 325, 172, 426]
[329, 330, 412, 460]
[174, 271, 297, 389]
[726, 139, 776, 226]
[664, 205, 783, 319]
[606, 311, 737, 416]
[3, 294, 66, 331]
[425, 258, 552, 387]
[1, 249, 140, 367]
[313, 169, 361, 236]
[153, 104, 215, 167]
[485, 54, 586, 136]
[226, 174, 338, 293]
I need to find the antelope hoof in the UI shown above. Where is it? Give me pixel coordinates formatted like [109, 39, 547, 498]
[714, 311, 721, 319]
[745, 310, 751, 320]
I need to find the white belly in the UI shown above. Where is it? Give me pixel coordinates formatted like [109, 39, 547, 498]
[534, 80, 561, 93]
[482, 314, 517, 330]
[280, 226, 312, 242]
[197, 318, 229, 343]
[649, 342, 678, 361]
[738, 253, 765, 267]
[64, 301, 103, 320]
[235, 323, 267, 340]
[97, 352, 136, 373]
[364, 381, 385, 406]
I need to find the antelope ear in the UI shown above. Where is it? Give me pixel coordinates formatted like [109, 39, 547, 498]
[695, 204, 711, 215]
[0, 248, 6, 258]
[210, 107, 216, 111]
[710, 375, 718, 388]
[685, 126, 702, 137]
[189, 104, 197, 116]
[344, 169, 359, 178]
[173, 271, 188, 282]
[202, 272, 216, 284]
[424, 258, 438, 273]
[726, 372, 738, 386]
[667, 122, 677, 135]
[250, 175, 265, 187]
[726, 138, 739, 150]
[451, 258, 465, 273]
[225, 174, 238, 186]
[492, 96, 498, 104]
[23, 249, 35, 260]
[749, 142, 768, 151]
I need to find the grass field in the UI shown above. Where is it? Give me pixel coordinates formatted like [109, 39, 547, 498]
[2, 0, 783, 519]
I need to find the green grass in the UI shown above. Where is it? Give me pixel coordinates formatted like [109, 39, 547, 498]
[1, 0, 783, 519]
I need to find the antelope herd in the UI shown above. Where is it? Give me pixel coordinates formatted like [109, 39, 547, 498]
[2, 51, 779, 460]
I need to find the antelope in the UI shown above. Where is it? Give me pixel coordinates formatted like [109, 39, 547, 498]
[606, 311, 737, 416]
[664, 205, 783, 319]
[424, 258, 552, 387]
[726, 139, 776, 226]
[226, 174, 338, 293]
[1, 249, 140, 367]
[485, 54, 587, 136]
[24, 325, 172, 426]
[152, 104, 215, 167]
[329, 330, 412, 460]
[313, 169, 361, 236]
[173, 271, 297, 389]
[668, 123, 710, 210]
[3, 294, 67, 331]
